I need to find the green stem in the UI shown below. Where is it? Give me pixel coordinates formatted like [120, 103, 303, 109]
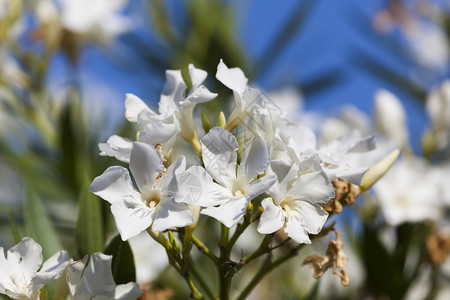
[235, 234, 273, 273]
[236, 244, 305, 300]
[227, 219, 250, 251]
[190, 264, 217, 300]
[219, 224, 231, 300]
[192, 234, 220, 264]
[221, 224, 229, 246]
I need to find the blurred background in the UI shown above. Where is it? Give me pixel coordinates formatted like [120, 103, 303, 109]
[1, 0, 450, 299]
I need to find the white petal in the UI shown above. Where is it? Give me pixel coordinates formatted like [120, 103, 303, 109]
[7, 237, 43, 276]
[184, 85, 217, 103]
[0, 248, 12, 292]
[67, 256, 90, 300]
[130, 142, 164, 193]
[216, 59, 248, 95]
[268, 162, 298, 204]
[257, 198, 285, 234]
[200, 127, 238, 187]
[176, 101, 197, 142]
[246, 174, 277, 201]
[167, 135, 202, 168]
[110, 201, 155, 241]
[348, 135, 377, 152]
[375, 89, 409, 148]
[83, 253, 116, 297]
[326, 166, 369, 186]
[290, 171, 335, 204]
[226, 88, 262, 130]
[284, 216, 311, 244]
[151, 200, 194, 231]
[90, 166, 141, 204]
[138, 122, 178, 154]
[125, 94, 151, 122]
[127, 232, 168, 284]
[113, 282, 143, 300]
[297, 154, 324, 175]
[295, 201, 328, 235]
[29, 250, 69, 298]
[189, 64, 207, 90]
[159, 70, 186, 114]
[156, 156, 186, 194]
[99, 135, 133, 163]
[177, 165, 231, 206]
[201, 196, 248, 228]
[238, 134, 270, 182]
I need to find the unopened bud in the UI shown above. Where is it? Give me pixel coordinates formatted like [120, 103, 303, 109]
[216, 111, 226, 128]
[360, 149, 400, 191]
[201, 111, 211, 133]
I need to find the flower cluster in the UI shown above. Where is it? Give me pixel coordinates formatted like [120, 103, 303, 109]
[0, 237, 141, 300]
[91, 60, 386, 246]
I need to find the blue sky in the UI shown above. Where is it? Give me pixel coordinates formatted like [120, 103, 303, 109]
[60, 0, 449, 151]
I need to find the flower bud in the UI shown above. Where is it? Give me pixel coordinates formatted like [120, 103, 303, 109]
[360, 149, 400, 191]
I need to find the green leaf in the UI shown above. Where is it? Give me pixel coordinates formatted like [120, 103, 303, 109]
[76, 179, 104, 257]
[24, 188, 63, 260]
[8, 211, 22, 244]
[104, 234, 136, 284]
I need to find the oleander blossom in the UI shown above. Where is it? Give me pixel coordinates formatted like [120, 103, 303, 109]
[0, 237, 69, 300]
[67, 252, 142, 300]
[258, 155, 335, 243]
[90, 142, 197, 240]
[199, 127, 276, 227]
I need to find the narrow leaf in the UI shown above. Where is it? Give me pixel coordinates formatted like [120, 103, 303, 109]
[24, 188, 63, 260]
[76, 179, 104, 256]
[8, 212, 22, 244]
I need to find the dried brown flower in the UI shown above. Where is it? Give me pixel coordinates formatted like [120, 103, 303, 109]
[302, 229, 350, 286]
[321, 179, 360, 214]
[427, 232, 450, 265]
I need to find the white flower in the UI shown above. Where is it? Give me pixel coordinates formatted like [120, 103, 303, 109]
[66, 252, 142, 300]
[374, 89, 409, 150]
[245, 103, 376, 186]
[199, 127, 276, 227]
[374, 158, 442, 226]
[127, 232, 168, 285]
[58, 0, 131, 37]
[216, 59, 263, 131]
[0, 237, 69, 300]
[258, 156, 335, 244]
[312, 130, 376, 186]
[120, 65, 217, 154]
[90, 142, 195, 240]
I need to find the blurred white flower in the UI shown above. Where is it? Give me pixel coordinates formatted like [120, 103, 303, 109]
[374, 89, 409, 150]
[0, 237, 68, 300]
[90, 142, 195, 240]
[408, 21, 449, 73]
[67, 252, 142, 300]
[320, 106, 372, 145]
[374, 158, 442, 226]
[58, 0, 131, 37]
[127, 232, 168, 285]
